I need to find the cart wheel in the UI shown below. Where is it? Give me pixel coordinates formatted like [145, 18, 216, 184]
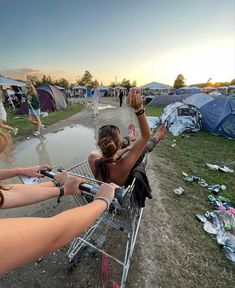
[67, 246, 86, 272]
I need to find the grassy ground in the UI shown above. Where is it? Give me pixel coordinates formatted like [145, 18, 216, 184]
[145, 105, 235, 287]
[152, 141, 235, 287]
[6, 103, 83, 138]
[145, 106, 235, 205]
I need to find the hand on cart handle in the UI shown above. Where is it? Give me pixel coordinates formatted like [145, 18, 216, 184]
[40, 169, 124, 203]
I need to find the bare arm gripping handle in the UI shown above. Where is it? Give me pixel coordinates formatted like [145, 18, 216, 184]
[40, 169, 124, 203]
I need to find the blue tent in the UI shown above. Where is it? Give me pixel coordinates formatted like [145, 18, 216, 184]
[200, 96, 235, 138]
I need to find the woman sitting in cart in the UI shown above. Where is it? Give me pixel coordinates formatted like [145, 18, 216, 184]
[88, 90, 167, 187]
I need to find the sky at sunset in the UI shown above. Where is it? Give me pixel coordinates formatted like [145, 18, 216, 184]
[0, 0, 234, 86]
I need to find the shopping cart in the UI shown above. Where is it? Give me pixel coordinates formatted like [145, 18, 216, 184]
[41, 156, 147, 288]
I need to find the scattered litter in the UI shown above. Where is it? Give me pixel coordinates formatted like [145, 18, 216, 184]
[198, 179, 208, 188]
[206, 163, 234, 173]
[173, 187, 184, 195]
[41, 112, 48, 117]
[26, 137, 30, 140]
[171, 143, 176, 148]
[182, 172, 226, 195]
[173, 139, 176, 142]
[203, 220, 217, 234]
[13, 116, 21, 119]
[208, 184, 226, 195]
[196, 214, 207, 223]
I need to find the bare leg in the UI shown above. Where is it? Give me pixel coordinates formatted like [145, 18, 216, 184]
[0, 122, 15, 132]
[28, 115, 37, 126]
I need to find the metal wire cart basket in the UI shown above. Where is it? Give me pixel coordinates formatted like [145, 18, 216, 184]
[64, 158, 147, 287]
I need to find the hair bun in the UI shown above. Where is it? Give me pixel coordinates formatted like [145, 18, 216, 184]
[99, 137, 117, 158]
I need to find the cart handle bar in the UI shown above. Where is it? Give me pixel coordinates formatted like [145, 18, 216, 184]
[40, 169, 123, 203]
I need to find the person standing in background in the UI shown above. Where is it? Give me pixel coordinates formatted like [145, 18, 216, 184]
[0, 90, 18, 135]
[119, 89, 124, 107]
[26, 83, 43, 136]
[92, 88, 100, 117]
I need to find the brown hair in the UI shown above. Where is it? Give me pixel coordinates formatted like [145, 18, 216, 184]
[98, 125, 121, 158]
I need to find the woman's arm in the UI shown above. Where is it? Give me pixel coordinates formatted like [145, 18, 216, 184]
[1, 174, 82, 209]
[0, 183, 115, 275]
[120, 92, 151, 170]
[0, 164, 51, 180]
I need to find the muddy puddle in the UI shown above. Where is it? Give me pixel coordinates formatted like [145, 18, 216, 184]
[0, 124, 98, 218]
[9, 125, 97, 169]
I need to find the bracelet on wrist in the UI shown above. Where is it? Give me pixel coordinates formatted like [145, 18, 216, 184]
[94, 196, 110, 210]
[57, 186, 64, 204]
[0, 191, 4, 208]
[52, 179, 60, 187]
[135, 109, 145, 116]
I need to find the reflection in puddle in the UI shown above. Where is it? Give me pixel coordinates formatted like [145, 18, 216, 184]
[6, 125, 97, 170]
[98, 104, 116, 110]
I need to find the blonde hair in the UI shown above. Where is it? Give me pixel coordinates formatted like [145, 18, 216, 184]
[0, 131, 13, 206]
[26, 82, 37, 96]
[0, 130, 12, 163]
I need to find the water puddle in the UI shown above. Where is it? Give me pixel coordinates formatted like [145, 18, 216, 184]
[4, 125, 97, 170]
[0, 125, 99, 217]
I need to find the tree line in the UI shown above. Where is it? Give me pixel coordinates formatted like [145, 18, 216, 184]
[26, 70, 137, 90]
[174, 74, 235, 89]
[26, 71, 235, 90]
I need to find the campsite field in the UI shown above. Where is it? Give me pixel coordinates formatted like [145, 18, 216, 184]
[1, 98, 235, 287]
[6, 102, 83, 138]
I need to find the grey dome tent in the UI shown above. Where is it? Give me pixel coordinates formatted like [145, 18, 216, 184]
[184, 93, 214, 108]
[200, 96, 235, 139]
[147, 94, 188, 107]
[37, 84, 67, 112]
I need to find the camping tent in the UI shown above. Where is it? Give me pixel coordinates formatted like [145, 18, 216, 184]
[147, 94, 188, 107]
[72, 85, 86, 97]
[0, 76, 26, 87]
[179, 86, 201, 95]
[160, 102, 202, 136]
[141, 82, 171, 90]
[184, 93, 214, 108]
[37, 84, 67, 112]
[200, 97, 235, 139]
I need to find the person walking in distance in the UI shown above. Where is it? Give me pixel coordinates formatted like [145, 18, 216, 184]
[119, 89, 124, 107]
[26, 83, 43, 136]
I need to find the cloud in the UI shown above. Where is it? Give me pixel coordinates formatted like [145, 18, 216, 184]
[0, 68, 64, 81]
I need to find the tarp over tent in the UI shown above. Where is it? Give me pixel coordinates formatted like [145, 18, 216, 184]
[160, 102, 202, 136]
[200, 96, 235, 139]
[37, 84, 67, 112]
[0, 76, 26, 87]
[147, 94, 188, 107]
[184, 93, 214, 108]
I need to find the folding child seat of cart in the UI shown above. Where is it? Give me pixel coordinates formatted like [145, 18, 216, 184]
[66, 157, 149, 288]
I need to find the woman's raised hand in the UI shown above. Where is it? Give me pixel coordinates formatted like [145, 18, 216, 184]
[127, 90, 143, 110]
